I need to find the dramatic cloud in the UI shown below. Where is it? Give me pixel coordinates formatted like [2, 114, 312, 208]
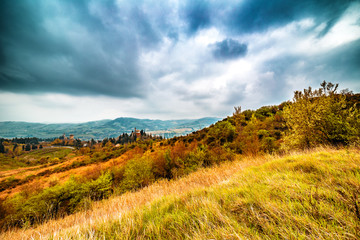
[225, 0, 352, 34]
[211, 38, 247, 60]
[0, 0, 154, 97]
[0, 0, 359, 122]
[183, 0, 211, 34]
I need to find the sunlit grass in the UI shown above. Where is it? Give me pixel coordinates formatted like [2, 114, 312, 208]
[2, 147, 360, 239]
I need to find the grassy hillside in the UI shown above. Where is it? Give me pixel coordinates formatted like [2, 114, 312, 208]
[0, 82, 359, 238]
[68, 148, 360, 240]
[2, 147, 359, 239]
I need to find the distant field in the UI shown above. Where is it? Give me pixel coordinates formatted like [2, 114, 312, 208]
[0, 147, 74, 171]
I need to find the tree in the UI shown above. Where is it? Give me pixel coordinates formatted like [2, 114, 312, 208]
[283, 81, 360, 149]
[25, 144, 31, 151]
[0, 143, 5, 153]
[74, 139, 82, 149]
[102, 138, 109, 147]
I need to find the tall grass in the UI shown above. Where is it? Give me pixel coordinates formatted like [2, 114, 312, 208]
[65, 148, 360, 239]
[0, 153, 264, 239]
[2, 147, 359, 239]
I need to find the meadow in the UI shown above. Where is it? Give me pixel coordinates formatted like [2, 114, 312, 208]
[1, 147, 359, 239]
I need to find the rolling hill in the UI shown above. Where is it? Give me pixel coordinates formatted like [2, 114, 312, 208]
[0, 117, 220, 140]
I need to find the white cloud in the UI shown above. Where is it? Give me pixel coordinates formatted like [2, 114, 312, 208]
[0, 93, 141, 123]
[136, 5, 360, 117]
[318, 2, 360, 49]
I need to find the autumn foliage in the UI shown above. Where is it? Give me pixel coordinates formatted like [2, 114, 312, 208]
[0, 82, 359, 232]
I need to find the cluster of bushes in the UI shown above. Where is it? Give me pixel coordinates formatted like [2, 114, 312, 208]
[117, 142, 234, 192]
[0, 141, 234, 229]
[0, 173, 113, 229]
[51, 138, 82, 148]
[0, 177, 21, 192]
[0, 144, 139, 195]
[173, 104, 285, 156]
[111, 141, 234, 194]
[0, 143, 72, 172]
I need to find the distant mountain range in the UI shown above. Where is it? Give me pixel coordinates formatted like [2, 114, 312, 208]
[0, 117, 221, 140]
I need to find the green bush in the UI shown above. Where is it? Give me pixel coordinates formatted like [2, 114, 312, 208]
[261, 136, 278, 153]
[83, 172, 113, 200]
[120, 157, 154, 192]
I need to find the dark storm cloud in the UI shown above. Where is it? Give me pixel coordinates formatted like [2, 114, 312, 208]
[0, 0, 163, 97]
[263, 39, 360, 84]
[211, 39, 247, 60]
[312, 39, 360, 84]
[0, 0, 358, 100]
[234, 0, 355, 35]
[183, 0, 211, 35]
[182, 0, 354, 36]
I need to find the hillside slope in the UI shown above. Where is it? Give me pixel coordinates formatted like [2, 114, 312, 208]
[2, 147, 359, 239]
[1, 84, 359, 239]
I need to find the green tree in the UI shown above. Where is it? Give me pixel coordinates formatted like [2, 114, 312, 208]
[74, 139, 82, 148]
[25, 144, 31, 151]
[283, 81, 360, 149]
[0, 143, 5, 153]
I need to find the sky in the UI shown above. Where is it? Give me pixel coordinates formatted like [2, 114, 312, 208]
[1, 0, 360, 123]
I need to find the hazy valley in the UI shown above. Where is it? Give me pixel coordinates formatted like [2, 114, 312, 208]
[0, 117, 220, 140]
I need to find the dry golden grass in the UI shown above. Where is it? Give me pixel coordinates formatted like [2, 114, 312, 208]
[0, 156, 85, 199]
[0, 149, 133, 199]
[0, 165, 42, 180]
[64, 147, 360, 239]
